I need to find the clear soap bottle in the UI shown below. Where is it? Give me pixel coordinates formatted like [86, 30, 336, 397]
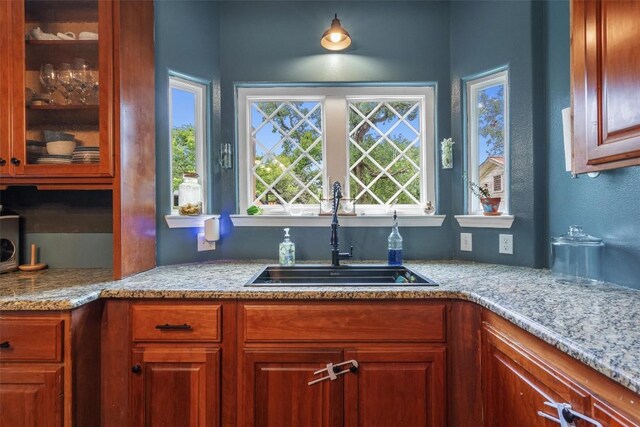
[279, 228, 295, 266]
[388, 211, 403, 265]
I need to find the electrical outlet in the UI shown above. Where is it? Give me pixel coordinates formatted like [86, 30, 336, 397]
[499, 234, 513, 255]
[197, 233, 216, 251]
[460, 233, 472, 251]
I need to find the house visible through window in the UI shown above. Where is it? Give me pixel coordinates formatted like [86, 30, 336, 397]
[237, 86, 436, 215]
[493, 174, 503, 193]
[169, 75, 207, 212]
[465, 69, 509, 214]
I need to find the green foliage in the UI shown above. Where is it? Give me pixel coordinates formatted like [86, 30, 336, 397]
[478, 86, 505, 157]
[348, 102, 420, 205]
[171, 125, 196, 195]
[252, 100, 422, 206]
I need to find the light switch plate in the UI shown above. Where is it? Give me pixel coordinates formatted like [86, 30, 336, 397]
[197, 233, 216, 251]
[499, 234, 513, 255]
[460, 233, 472, 252]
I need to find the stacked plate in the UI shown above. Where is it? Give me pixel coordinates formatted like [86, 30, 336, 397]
[35, 155, 72, 164]
[72, 146, 100, 164]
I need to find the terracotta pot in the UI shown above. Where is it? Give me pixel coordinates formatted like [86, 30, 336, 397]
[480, 197, 502, 215]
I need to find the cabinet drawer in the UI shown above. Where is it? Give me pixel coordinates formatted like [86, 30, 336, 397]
[0, 319, 63, 362]
[132, 304, 221, 342]
[243, 303, 446, 342]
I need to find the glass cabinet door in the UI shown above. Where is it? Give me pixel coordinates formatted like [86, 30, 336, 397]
[10, 0, 113, 178]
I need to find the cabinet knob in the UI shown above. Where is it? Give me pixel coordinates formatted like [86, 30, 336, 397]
[10, 157, 20, 166]
[0, 158, 6, 166]
[131, 364, 142, 374]
[0, 341, 10, 349]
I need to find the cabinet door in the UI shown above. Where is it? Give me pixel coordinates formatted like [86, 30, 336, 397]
[8, 0, 114, 179]
[572, 0, 640, 173]
[343, 347, 446, 427]
[482, 324, 592, 426]
[130, 346, 220, 427]
[0, 0, 11, 177]
[0, 365, 63, 427]
[241, 349, 343, 427]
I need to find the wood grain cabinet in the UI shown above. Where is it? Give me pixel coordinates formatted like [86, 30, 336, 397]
[0, 303, 102, 427]
[238, 302, 447, 427]
[571, 0, 640, 173]
[1, 0, 114, 184]
[482, 311, 640, 427]
[128, 302, 224, 427]
[102, 301, 236, 427]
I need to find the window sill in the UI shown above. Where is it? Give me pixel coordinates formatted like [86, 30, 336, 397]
[230, 214, 446, 227]
[164, 214, 220, 229]
[454, 215, 514, 229]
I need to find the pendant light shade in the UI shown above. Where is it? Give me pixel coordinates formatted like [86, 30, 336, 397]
[321, 14, 352, 51]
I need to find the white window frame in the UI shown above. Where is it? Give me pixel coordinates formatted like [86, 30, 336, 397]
[237, 85, 436, 216]
[169, 76, 207, 214]
[465, 70, 509, 215]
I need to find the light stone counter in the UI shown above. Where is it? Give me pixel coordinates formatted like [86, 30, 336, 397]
[1, 260, 639, 394]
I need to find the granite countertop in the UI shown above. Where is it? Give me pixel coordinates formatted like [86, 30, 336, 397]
[1, 260, 639, 395]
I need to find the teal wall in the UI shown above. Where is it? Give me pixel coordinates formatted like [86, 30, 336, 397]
[153, 0, 639, 289]
[156, 0, 455, 264]
[449, 0, 546, 268]
[544, 0, 640, 289]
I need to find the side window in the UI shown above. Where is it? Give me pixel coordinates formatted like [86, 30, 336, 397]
[169, 76, 206, 212]
[466, 70, 509, 214]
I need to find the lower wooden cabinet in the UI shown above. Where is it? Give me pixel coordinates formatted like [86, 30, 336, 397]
[344, 347, 446, 427]
[130, 346, 220, 427]
[238, 302, 448, 427]
[0, 366, 64, 427]
[242, 349, 344, 427]
[482, 311, 640, 427]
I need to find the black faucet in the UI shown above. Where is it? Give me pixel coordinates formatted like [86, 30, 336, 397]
[330, 181, 354, 267]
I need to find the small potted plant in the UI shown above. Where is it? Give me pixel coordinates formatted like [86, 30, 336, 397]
[465, 175, 502, 215]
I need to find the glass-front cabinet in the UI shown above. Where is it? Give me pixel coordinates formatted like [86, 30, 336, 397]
[1, 0, 113, 182]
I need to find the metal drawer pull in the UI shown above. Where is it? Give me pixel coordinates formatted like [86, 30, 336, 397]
[0, 341, 10, 349]
[308, 359, 358, 385]
[155, 323, 192, 331]
[538, 401, 603, 427]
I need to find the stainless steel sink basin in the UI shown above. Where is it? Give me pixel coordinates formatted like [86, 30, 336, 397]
[246, 265, 437, 286]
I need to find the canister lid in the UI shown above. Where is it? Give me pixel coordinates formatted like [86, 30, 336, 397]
[552, 225, 604, 246]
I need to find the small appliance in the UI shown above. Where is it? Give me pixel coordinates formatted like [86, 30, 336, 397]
[0, 207, 20, 273]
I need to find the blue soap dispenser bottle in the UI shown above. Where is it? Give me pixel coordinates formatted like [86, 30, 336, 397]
[388, 211, 403, 265]
[279, 227, 295, 266]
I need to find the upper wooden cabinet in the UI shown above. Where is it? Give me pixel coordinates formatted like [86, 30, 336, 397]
[1, 0, 114, 184]
[572, 0, 640, 173]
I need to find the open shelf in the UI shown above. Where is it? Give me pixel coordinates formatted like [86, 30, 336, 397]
[26, 39, 98, 70]
[25, 0, 98, 23]
[27, 104, 99, 128]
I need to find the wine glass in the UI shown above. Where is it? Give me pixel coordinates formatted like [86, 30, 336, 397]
[39, 64, 57, 104]
[56, 63, 75, 104]
[72, 59, 92, 104]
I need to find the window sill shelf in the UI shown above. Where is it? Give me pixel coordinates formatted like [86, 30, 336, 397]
[454, 215, 514, 229]
[230, 214, 446, 228]
[165, 214, 220, 229]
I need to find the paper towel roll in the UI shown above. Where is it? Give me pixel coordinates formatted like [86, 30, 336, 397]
[204, 218, 219, 241]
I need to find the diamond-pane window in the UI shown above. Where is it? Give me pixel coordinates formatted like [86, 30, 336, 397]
[349, 100, 422, 206]
[250, 100, 323, 206]
[238, 86, 436, 216]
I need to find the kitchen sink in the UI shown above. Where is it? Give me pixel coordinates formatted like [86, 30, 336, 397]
[246, 265, 437, 286]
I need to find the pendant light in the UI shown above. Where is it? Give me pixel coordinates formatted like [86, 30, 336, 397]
[320, 14, 352, 51]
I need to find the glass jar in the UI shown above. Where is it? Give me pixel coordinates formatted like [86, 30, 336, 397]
[178, 173, 202, 215]
[551, 225, 604, 284]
